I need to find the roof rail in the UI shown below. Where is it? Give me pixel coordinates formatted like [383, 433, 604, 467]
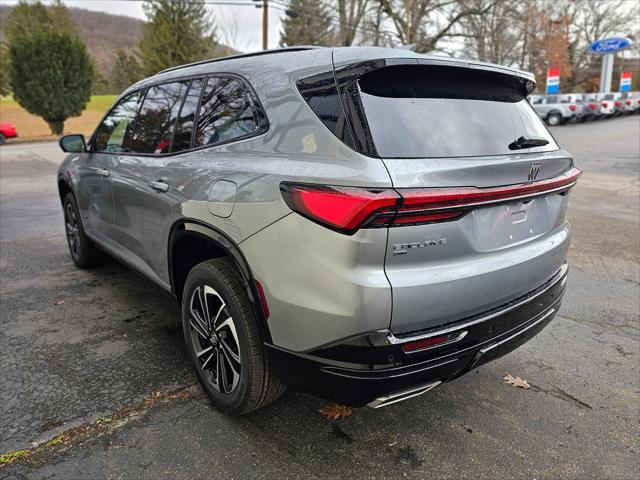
[156, 46, 324, 76]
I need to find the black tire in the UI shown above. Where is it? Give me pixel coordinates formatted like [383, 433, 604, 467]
[63, 193, 104, 267]
[546, 112, 562, 126]
[0, 133, 6, 145]
[182, 258, 285, 414]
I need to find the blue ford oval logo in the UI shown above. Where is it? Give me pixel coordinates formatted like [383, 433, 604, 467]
[590, 37, 632, 54]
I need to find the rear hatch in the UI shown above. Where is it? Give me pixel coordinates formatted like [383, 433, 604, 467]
[339, 60, 577, 334]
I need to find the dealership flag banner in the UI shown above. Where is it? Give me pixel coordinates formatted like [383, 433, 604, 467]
[546, 67, 560, 94]
[620, 72, 632, 92]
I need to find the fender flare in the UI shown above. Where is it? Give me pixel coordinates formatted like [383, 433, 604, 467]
[167, 218, 272, 342]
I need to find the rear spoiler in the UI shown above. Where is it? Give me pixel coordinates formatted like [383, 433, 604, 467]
[299, 58, 535, 157]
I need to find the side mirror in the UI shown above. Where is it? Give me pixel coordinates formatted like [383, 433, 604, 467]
[59, 134, 87, 153]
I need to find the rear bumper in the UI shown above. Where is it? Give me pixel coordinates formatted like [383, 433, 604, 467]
[266, 263, 568, 407]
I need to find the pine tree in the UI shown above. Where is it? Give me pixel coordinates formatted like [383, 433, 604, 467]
[0, 42, 10, 96]
[6, 1, 92, 134]
[9, 31, 93, 134]
[4, 0, 77, 43]
[279, 0, 336, 47]
[109, 49, 144, 93]
[139, 0, 217, 76]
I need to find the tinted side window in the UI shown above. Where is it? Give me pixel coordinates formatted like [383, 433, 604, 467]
[297, 71, 355, 149]
[131, 81, 189, 154]
[93, 92, 140, 153]
[172, 79, 204, 153]
[194, 77, 259, 147]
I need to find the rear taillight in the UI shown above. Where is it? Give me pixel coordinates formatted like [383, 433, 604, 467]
[615, 101, 621, 107]
[602, 102, 609, 108]
[625, 99, 632, 105]
[281, 168, 581, 235]
[569, 105, 577, 111]
[637, 99, 640, 105]
[589, 103, 597, 110]
[280, 184, 401, 233]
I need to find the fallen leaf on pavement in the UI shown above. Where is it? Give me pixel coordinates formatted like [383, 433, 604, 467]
[503, 374, 530, 389]
[54, 300, 65, 305]
[319, 403, 353, 420]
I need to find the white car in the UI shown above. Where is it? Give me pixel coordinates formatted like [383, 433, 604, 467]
[596, 93, 616, 116]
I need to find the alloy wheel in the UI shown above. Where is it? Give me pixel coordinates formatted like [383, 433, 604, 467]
[188, 285, 241, 394]
[65, 203, 80, 259]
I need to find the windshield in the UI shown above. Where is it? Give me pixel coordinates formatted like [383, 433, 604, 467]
[358, 65, 558, 158]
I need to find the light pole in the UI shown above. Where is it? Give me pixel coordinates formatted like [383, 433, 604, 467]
[262, 0, 268, 50]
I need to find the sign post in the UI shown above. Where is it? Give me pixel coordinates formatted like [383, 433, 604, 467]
[589, 37, 632, 93]
[546, 67, 560, 94]
[620, 72, 632, 92]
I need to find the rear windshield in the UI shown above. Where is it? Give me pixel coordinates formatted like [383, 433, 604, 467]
[357, 65, 558, 158]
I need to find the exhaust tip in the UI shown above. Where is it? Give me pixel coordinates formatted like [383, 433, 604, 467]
[367, 381, 441, 409]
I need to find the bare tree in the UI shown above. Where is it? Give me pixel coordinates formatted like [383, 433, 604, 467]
[377, 0, 491, 52]
[338, 0, 370, 46]
[459, 0, 522, 65]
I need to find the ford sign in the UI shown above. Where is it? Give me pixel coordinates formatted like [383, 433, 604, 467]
[590, 37, 632, 54]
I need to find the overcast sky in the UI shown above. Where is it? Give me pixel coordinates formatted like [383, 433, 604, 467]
[0, 0, 285, 52]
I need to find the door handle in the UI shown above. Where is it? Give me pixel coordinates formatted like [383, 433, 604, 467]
[149, 181, 170, 193]
[96, 168, 110, 177]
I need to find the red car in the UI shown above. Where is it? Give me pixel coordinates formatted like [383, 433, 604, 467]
[0, 122, 17, 144]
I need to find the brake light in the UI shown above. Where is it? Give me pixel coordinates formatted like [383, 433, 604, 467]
[615, 101, 621, 107]
[637, 99, 640, 105]
[280, 168, 581, 234]
[589, 103, 597, 110]
[626, 99, 632, 105]
[602, 102, 609, 108]
[569, 105, 576, 111]
[280, 184, 400, 233]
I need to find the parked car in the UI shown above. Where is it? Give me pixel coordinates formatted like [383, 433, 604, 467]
[619, 92, 639, 114]
[0, 122, 17, 144]
[562, 93, 595, 122]
[529, 94, 577, 125]
[631, 92, 640, 113]
[583, 94, 604, 119]
[596, 93, 616, 117]
[57, 47, 580, 413]
[602, 92, 625, 116]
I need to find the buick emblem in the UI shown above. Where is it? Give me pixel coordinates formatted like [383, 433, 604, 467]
[528, 162, 541, 181]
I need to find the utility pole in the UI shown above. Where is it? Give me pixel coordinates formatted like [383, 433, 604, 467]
[262, 0, 268, 50]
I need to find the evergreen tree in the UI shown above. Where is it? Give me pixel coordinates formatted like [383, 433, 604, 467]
[0, 42, 10, 96]
[3, 0, 85, 99]
[4, 1, 51, 43]
[279, 0, 336, 47]
[109, 50, 144, 93]
[5, 0, 77, 42]
[9, 30, 93, 134]
[139, 0, 217, 76]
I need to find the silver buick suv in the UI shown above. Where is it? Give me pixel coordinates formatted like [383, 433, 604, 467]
[57, 47, 580, 413]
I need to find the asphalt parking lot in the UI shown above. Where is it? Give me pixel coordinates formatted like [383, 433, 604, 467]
[1, 116, 638, 479]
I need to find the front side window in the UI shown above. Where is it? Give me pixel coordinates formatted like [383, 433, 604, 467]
[93, 92, 140, 153]
[130, 81, 189, 154]
[194, 77, 260, 147]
